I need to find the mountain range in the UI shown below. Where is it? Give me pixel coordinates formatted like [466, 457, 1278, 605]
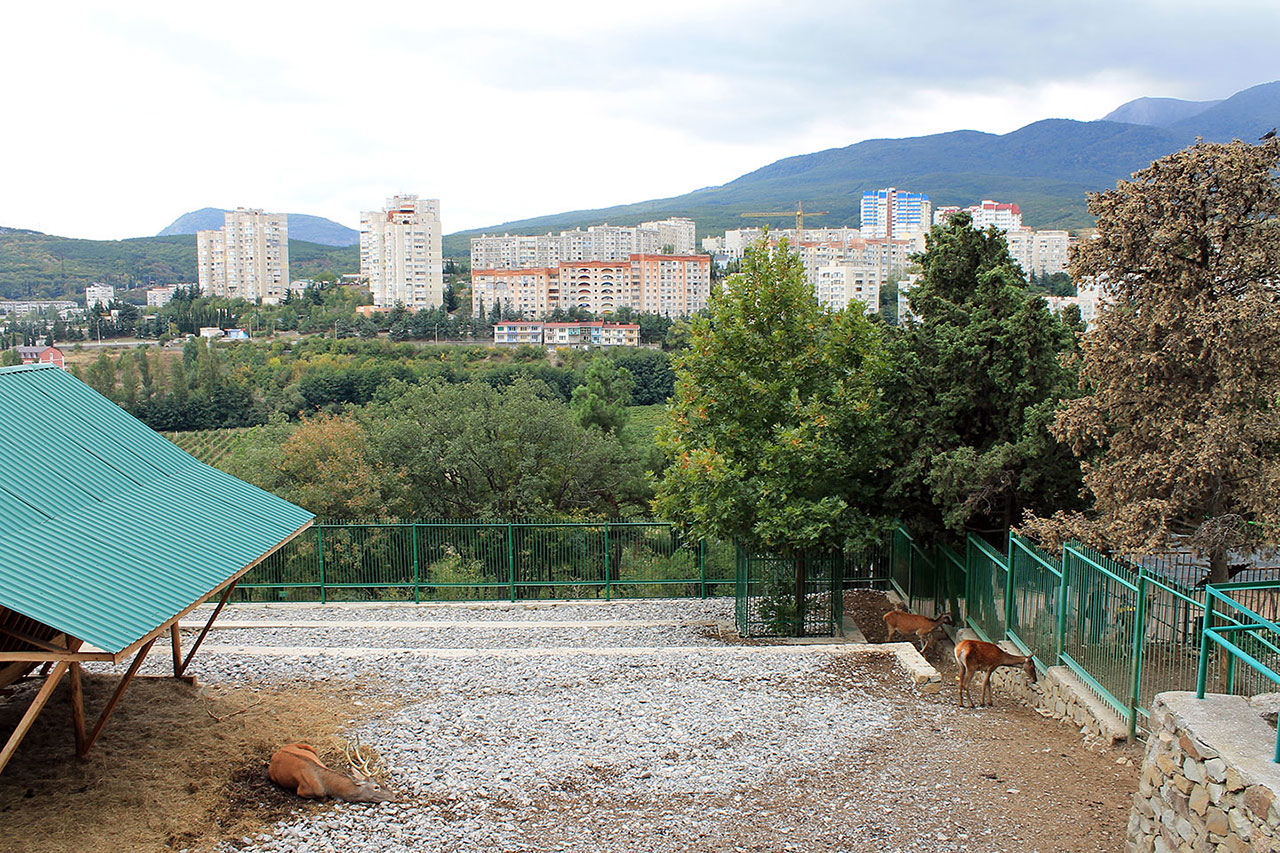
[2, 80, 1277, 296]
[157, 207, 359, 247]
[439, 80, 1280, 256]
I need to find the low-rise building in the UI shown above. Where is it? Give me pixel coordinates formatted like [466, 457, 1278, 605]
[15, 345, 64, 368]
[146, 285, 181, 307]
[491, 321, 641, 348]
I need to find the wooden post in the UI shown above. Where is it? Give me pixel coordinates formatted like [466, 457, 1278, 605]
[177, 580, 237, 677]
[69, 662, 87, 754]
[170, 624, 182, 676]
[80, 638, 156, 756]
[0, 661, 69, 774]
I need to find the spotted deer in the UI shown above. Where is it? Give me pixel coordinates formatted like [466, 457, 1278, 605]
[268, 740, 395, 802]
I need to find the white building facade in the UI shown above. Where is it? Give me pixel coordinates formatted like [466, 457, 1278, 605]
[360, 195, 444, 310]
[196, 208, 290, 304]
[85, 283, 115, 309]
[471, 218, 696, 271]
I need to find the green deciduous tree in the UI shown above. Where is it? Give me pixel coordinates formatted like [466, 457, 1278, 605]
[654, 236, 891, 556]
[886, 213, 1084, 540]
[1030, 140, 1280, 583]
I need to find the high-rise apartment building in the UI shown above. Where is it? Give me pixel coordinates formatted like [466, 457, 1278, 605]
[196, 208, 289, 304]
[471, 254, 710, 319]
[471, 218, 696, 271]
[360, 195, 443, 310]
[861, 188, 931, 240]
[85, 283, 115, 309]
[934, 200, 1023, 232]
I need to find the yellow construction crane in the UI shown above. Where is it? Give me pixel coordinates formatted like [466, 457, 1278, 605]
[740, 201, 830, 242]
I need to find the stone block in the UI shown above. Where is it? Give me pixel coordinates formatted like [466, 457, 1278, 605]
[1226, 767, 1246, 792]
[1174, 815, 1198, 843]
[1228, 807, 1254, 840]
[1191, 786, 1211, 816]
[1208, 782, 1226, 805]
[1170, 789, 1191, 819]
[1174, 774, 1195, 795]
[1180, 733, 1220, 761]
[1206, 758, 1227, 784]
[1157, 754, 1180, 775]
[1207, 807, 1229, 836]
[1246, 785, 1276, 822]
[1153, 836, 1173, 853]
[1185, 758, 1206, 784]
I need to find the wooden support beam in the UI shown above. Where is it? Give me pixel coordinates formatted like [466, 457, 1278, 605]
[69, 663, 86, 755]
[176, 580, 238, 678]
[170, 623, 182, 677]
[79, 638, 155, 757]
[0, 662, 69, 775]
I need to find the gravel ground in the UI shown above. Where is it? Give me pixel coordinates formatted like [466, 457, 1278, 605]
[86, 598, 1136, 852]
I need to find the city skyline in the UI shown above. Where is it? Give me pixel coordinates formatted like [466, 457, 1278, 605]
[3, 2, 1278, 241]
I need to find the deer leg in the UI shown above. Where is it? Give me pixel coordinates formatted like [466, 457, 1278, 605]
[981, 671, 993, 707]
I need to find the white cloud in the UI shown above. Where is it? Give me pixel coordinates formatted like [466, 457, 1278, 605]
[0, 1, 1275, 240]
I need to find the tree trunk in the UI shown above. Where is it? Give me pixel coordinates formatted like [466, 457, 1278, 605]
[1207, 548, 1229, 586]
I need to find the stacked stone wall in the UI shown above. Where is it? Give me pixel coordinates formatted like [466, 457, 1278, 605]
[1127, 692, 1280, 852]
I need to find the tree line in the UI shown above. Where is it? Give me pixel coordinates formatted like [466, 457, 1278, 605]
[658, 139, 1280, 588]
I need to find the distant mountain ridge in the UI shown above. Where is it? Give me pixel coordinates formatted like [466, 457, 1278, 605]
[1101, 96, 1223, 126]
[158, 208, 359, 247]
[441, 79, 1280, 257]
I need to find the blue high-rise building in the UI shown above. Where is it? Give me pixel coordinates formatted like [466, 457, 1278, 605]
[860, 188, 931, 240]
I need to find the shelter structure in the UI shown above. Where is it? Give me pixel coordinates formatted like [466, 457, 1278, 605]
[0, 364, 314, 774]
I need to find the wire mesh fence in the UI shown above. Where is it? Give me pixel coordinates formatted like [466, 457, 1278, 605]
[239, 520, 734, 603]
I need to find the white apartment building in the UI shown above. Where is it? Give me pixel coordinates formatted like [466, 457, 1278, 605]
[472, 254, 711, 319]
[85, 283, 115, 309]
[146, 285, 180, 307]
[1032, 230, 1070, 277]
[814, 264, 881, 314]
[934, 200, 1023, 232]
[196, 208, 290, 304]
[639, 217, 696, 254]
[861, 188, 932, 240]
[471, 218, 696, 270]
[360, 195, 443, 310]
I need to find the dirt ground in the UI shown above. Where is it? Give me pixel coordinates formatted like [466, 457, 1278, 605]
[0, 675, 382, 853]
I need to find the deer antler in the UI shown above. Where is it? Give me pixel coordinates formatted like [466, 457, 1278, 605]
[343, 734, 384, 780]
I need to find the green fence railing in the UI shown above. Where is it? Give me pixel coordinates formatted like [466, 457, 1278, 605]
[891, 527, 1280, 742]
[1198, 581, 1280, 762]
[240, 520, 736, 603]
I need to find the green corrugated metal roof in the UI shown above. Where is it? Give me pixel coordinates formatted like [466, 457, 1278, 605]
[0, 363, 314, 654]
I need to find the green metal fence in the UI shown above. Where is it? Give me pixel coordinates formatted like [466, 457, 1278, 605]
[890, 527, 1280, 740]
[734, 535, 895, 637]
[240, 520, 736, 603]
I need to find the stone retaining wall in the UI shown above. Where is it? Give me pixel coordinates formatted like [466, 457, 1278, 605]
[1127, 692, 1280, 852]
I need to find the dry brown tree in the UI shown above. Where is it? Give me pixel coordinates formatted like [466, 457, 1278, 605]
[1026, 139, 1280, 583]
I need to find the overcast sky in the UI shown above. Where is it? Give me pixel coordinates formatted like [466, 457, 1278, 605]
[3, 1, 1277, 240]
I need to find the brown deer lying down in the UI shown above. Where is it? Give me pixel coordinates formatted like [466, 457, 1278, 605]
[269, 743, 395, 802]
[882, 609, 954, 652]
[954, 638, 1037, 708]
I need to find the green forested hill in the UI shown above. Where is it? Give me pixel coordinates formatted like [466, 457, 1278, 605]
[442, 80, 1280, 257]
[0, 230, 358, 300]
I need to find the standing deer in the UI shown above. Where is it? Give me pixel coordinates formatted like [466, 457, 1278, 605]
[883, 609, 954, 652]
[269, 741, 396, 802]
[955, 638, 1037, 708]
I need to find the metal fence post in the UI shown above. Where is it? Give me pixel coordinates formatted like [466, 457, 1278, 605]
[699, 539, 707, 599]
[604, 523, 612, 602]
[1195, 591, 1216, 697]
[317, 525, 326, 604]
[1056, 545, 1070, 665]
[1003, 532, 1016, 641]
[411, 524, 420, 604]
[507, 523, 517, 602]
[1127, 567, 1148, 740]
